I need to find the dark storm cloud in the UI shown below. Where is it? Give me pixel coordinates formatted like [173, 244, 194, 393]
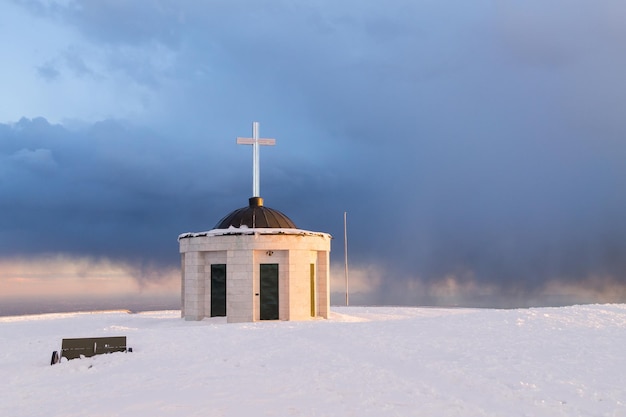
[0, 118, 225, 263]
[4, 0, 626, 305]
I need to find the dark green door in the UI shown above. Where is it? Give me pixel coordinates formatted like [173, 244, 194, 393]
[260, 264, 279, 320]
[211, 264, 226, 317]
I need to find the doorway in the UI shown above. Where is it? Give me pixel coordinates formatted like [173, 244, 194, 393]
[260, 264, 279, 320]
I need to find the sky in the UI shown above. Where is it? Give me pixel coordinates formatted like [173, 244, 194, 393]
[1, 0, 626, 311]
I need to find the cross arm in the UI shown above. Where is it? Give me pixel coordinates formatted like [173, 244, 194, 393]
[236, 137, 276, 146]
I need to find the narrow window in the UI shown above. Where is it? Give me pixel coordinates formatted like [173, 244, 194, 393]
[210, 264, 226, 317]
[310, 264, 316, 317]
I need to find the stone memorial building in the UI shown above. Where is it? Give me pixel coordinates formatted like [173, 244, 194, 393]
[178, 123, 332, 323]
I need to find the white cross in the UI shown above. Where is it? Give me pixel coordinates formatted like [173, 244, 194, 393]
[236, 122, 276, 197]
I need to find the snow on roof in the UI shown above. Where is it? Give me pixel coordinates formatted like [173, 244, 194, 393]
[178, 226, 332, 241]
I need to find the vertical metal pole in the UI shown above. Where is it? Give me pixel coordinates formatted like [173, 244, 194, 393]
[253, 122, 259, 197]
[344, 211, 349, 306]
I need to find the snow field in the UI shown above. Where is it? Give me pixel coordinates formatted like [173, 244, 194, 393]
[1, 305, 625, 417]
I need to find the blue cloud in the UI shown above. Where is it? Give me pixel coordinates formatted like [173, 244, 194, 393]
[36, 62, 60, 81]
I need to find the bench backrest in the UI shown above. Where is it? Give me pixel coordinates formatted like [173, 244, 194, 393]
[61, 336, 127, 360]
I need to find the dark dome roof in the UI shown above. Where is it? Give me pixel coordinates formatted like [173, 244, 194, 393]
[214, 197, 297, 229]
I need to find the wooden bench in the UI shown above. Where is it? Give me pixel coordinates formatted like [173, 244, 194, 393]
[51, 336, 131, 365]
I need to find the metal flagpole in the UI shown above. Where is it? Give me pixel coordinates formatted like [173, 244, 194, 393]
[344, 211, 349, 306]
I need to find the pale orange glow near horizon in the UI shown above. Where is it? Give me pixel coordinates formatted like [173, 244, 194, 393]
[0, 255, 179, 299]
[2, 256, 625, 309]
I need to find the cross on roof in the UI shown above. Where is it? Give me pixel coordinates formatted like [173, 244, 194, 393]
[236, 122, 276, 197]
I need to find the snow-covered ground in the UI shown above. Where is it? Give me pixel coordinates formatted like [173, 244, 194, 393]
[1, 305, 625, 417]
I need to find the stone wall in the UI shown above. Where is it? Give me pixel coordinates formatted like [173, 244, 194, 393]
[179, 230, 331, 323]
